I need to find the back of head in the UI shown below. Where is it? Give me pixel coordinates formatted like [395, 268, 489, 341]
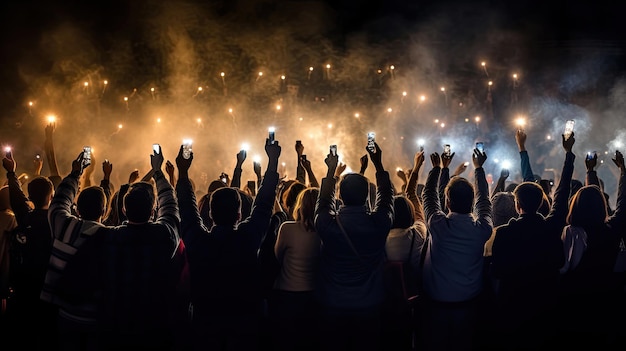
[392, 195, 415, 229]
[77, 186, 107, 221]
[513, 182, 545, 214]
[237, 189, 253, 220]
[207, 180, 226, 194]
[339, 173, 370, 206]
[491, 192, 517, 226]
[294, 187, 320, 231]
[210, 187, 241, 226]
[283, 181, 307, 214]
[444, 177, 474, 214]
[123, 181, 156, 223]
[278, 179, 297, 209]
[27, 176, 54, 209]
[570, 179, 583, 199]
[504, 182, 518, 193]
[567, 185, 608, 227]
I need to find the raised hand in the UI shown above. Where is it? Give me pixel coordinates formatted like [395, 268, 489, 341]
[585, 151, 597, 171]
[367, 142, 384, 172]
[441, 150, 455, 169]
[102, 159, 113, 180]
[612, 150, 625, 171]
[3, 150, 16, 173]
[128, 169, 140, 184]
[430, 152, 441, 168]
[562, 132, 575, 153]
[515, 129, 527, 152]
[472, 148, 487, 168]
[359, 154, 368, 174]
[151, 144, 164, 172]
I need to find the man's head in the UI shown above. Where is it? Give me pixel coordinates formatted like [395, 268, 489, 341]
[122, 181, 156, 223]
[27, 176, 54, 209]
[76, 186, 107, 221]
[210, 187, 241, 226]
[339, 173, 370, 206]
[444, 177, 474, 214]
[513, 182, 545, 214]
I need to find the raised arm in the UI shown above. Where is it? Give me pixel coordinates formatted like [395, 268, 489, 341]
[368, 142, 394, 226]
[295, 140, 306, 184]
[546, 133, 575, 224]
[584, 152, 600, 187]
[302, 156, 319, 188]
[3, 151, 33, 224]
[165, 160, 176, 187]
[492, 168, 510, 198]
[472, 148, 492, 226]
[231, 150, 246, 189]
[423, 152, 443, 223]
[49, 152, 87, 238]
[100, 159, 113, 207]
[314, 147, 339, 233]
[43, 123, 61, 188]
[607, 151, 625, 229]
[151, 145, 180, 244]
[516, 130, 535, 182]
[406, 150, 425, 224]
[175, 146, 209, 246]
[438, 150, 454, 210]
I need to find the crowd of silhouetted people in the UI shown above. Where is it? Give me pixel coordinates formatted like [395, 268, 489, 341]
[1, 123, 626, 351]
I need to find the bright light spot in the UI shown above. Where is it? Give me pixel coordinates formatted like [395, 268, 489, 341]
[123, 97, 128, 101]
[396, 167, 402, 172]
[434, 119, 439, 123]
[253, 155, 261, 163]
[183, 139, 193, 145]
[488, 81, 493, 86]
[616, 141, 624, 148]
[276, 105, 281, 111]
[387, 108, 393, 113]
[241, 143, 250, 151]
[268, 126, 275, 133]
[4, 147, 11, 153]
[516, 117, 526, 127]
[197, 86, 203, 91]
[502, 160, 512, 169]
[402, 91, 407, 97]
[281, 75, 286, 80]
[28, 101, 33, 106]
[258, 72, 263, 76]
[417, 139, 425, 146]
[481, 61, 486, 67]
[354, 113, 360, 118]
[475, 116, 481, 122]
[420, 95, 426, 102]
[47, 115, 56, 123]
[103, 80, 108, 85]
[390, 65, 395, 70]
[157, 118, 161, 123]
[84, 82, 89, 87]
[118, 124, 123, 129]
[546, 135, 551, 140]
[228, 108, 233, 113]
[513, 73, 518, 79]
[220, 72, 225, 77]
[465, 118, 469, 122]
[299, 117, 303, 121]
[281, 162, 286, 167]
[326, 64, 331, 69]
[327, 123, 333, 129]
[377, 69, 382, 74]
[440, 123, 445, 128]
[309, 67, 314, 71]
[440, 87, 445, 92]
[197, 118, 202, 123]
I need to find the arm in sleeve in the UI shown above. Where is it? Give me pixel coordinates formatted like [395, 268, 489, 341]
[372, 171, 394, 228]
[406, 167, 425, 225]
[48, 173, 80, 241]
[175, 175, 209, 247]
[231, 166, 242, 189]
[296, 159, 306, 185]
[607, 168, 626, 230]
[546, 151, 575, 225]
[314, 176, 337, 235]
[520, 150, 535, 182]
[438, 167, 450, 211]
[491, 176, 506, 199]
[423, 167, 442, 223]
[585, 170, 600, 187]
[274, 222, 288, 263]
[238, 170, 280, 246]
[7, 171, 33, 226]
[474, 167, 493, 228]
[153, 170, 181, 245]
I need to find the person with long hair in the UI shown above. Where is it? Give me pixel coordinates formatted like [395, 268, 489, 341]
[271, 187, 321, 351]
[556, 150, 626, 348]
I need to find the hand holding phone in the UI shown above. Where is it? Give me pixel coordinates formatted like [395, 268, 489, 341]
[83, 146, 92, 167]
[268, 127, 276, 144]
[153, 144, 161, 155]
[443, 144, 451, 157]
[330, 145, 337, 156]
[476, 142, 484, 153]
[564, 120, 575, 141]
[367, 132, 376, 153]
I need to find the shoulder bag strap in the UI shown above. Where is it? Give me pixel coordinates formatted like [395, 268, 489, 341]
[336, 216, 365, 264]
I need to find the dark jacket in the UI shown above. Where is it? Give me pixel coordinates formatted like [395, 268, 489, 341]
[176, 170, 279, 320]
[314, 171, 394, 309]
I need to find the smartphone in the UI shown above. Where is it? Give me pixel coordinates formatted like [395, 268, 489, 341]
[476, 142, 484, 153]
[586, 151, 596, 161]
[564, 120, 575, 140]
[152, 143, 161, 154]
[83, 146, 92, 166]
[330, 144, 337, 156]
[182, 139, 193, 160]
[367, 132, 376, 153]
[301, 154, 307, 162]
[420, 145, 424, 152]
[296, 140, 302, 146]
[268, 127, 275, 144]
[443, 144, 451, 157]
[247, 180, 256, 196]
